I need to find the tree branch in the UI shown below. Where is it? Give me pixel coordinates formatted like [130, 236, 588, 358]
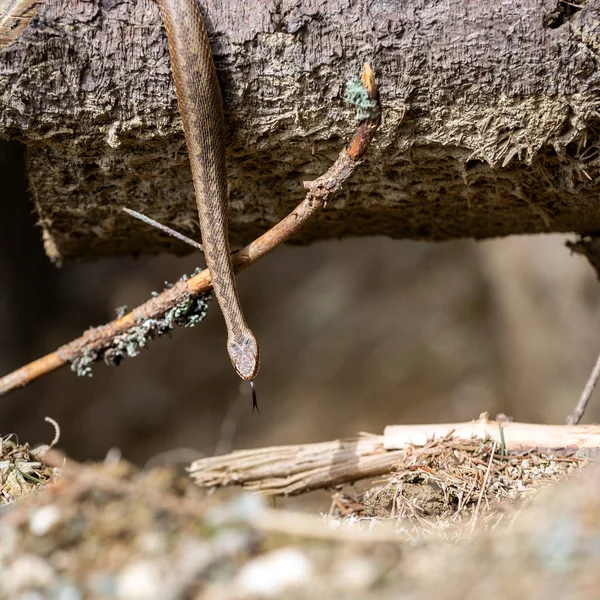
[0, 65, 380, 397]
[567, 348, 600, 425]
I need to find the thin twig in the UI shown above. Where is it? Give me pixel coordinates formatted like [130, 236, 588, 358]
[122, 207, 203, 251]
[0, 64, 380, 397]
[498, 422, 506, 456]
[44, 416, 61, 448]
[567, 349, 600, 425]
[470, 441, 496, 532]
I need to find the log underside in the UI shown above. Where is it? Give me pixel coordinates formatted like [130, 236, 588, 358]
[1, 0, 600, 260]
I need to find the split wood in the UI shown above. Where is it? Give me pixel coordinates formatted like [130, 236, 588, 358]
[0, 65, 380, 397]
[188, 414, 598, 496]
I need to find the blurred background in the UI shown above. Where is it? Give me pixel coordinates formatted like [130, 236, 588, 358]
[2, 139, 600, 466]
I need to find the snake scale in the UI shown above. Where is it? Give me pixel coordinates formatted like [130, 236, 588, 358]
[156, 0, 260, 382]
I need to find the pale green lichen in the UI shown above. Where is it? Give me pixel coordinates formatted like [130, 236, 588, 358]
[345, 76, 379, 121]
[115, 305, 128, 318]
[71, 348, 98, 377]
[70, 272, 212, 376]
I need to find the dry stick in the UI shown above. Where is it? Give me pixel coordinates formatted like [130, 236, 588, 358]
[189, 416, 596, 496]
[191, 437, 406, 496]
[567, 349, 600, 425]
[0, 64, 380, 398]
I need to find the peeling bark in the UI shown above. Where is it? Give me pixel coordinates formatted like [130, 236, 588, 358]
[1, 0, 599, 259]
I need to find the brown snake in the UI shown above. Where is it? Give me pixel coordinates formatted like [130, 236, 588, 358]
[156, 0, 259, 381]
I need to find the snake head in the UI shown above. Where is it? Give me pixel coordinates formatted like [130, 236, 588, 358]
[227, 334, 260, 381]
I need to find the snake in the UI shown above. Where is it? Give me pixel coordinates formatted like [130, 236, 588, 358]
[156, 0, 260, 382]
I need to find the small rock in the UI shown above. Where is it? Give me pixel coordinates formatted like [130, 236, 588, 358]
[117, 561, 165, 600]
[30, 505, 62, 536]
[235, 548, 313, 597]
[7, 554, 56, 593]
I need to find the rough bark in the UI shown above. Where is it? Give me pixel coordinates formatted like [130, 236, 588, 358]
[1, 0, 599, 260]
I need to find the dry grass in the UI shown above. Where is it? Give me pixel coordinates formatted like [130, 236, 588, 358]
[328, 436, 583, 541]
[0, 434, 56, 504]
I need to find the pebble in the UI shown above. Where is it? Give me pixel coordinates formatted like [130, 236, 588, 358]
[117, 561, 165, 600]
[235, 548, 313, 597]
[29, 505, 62, 537]
[6, 554, 56, 593]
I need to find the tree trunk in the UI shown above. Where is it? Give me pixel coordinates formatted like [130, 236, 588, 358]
[1, 0, 599, 260]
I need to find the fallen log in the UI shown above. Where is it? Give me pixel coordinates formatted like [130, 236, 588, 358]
[1, 0, 599, 259]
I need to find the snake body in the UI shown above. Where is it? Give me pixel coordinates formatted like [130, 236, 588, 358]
[157, 0, 259, 380]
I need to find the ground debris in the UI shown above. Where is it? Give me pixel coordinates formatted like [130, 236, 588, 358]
[0, 438, 597, 600]
[0, 435, 57, 504]
[329, 437, 583, 541]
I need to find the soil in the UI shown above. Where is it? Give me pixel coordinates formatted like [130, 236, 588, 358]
[0, 430, 595, 599]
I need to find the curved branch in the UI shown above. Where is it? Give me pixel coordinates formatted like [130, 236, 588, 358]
[0, 65, 380, 397]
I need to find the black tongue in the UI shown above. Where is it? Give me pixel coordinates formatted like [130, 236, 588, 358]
[251, 381, 260, 414]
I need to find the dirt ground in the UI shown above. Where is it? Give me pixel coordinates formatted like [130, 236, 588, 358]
[0, 429, 596, 599]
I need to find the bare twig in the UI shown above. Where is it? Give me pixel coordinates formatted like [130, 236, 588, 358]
[0, 64, 381, 397]
[44, 416, 61, 448]
[567, 349, 600, 425]
[28, 416, 61, 458]
[122, 207, 203, 251]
